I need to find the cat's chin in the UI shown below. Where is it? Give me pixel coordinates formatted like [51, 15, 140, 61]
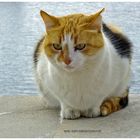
[56, 63, 82, 72]
[63, 66, 76, 72]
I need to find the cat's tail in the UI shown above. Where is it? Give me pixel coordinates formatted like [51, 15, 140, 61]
[100, 90, 129, 116]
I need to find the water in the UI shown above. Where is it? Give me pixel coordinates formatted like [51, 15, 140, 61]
[0, 2, 139, 95]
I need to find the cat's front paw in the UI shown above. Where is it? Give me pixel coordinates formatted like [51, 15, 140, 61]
[82, 107, 100, 118]
[61, 107, 80, 120]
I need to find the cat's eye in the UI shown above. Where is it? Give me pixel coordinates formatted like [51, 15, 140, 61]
[74, 44, 86, 51]
[52, 44, 62, 50]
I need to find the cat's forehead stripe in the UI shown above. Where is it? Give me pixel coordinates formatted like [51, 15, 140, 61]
[62, 34, 73, 45]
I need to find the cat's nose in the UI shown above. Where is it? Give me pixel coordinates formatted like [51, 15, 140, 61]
[62, 44, 71, 65]
[64, 58, 71, 65]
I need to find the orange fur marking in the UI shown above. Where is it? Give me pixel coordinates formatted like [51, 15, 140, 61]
[100, 97, 121, 116]
[107, 23, 123, 34]
[100, 90, 128, 116]
[40, 8, 105, 59]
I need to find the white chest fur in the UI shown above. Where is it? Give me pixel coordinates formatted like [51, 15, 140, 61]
[36, 35, 130, 111]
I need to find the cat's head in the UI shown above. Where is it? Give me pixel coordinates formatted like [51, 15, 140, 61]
[40, 8, 105, 72]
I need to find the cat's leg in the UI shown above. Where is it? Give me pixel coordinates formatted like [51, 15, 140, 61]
[81, 104, 101, 118]
[100, 89, 129, 116]
[60, 103, 81, 119]
[81, 96, 105, 118]
[81, 107, 100, 118]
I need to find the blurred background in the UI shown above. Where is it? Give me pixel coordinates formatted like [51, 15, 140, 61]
[0, 2, 139, 95]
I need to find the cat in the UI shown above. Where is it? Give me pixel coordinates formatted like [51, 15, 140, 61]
[33, 8, 132, 119]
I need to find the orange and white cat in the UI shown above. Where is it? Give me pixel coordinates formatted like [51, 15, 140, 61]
[34, 8, 132, 119]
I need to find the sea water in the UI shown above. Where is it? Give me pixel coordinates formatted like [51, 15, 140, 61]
[0, 2, 139, 95]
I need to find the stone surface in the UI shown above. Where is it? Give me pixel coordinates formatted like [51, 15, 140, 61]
[0, 95, 139, 138]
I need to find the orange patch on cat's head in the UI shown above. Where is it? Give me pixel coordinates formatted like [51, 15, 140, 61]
[40, 8, 105, 61]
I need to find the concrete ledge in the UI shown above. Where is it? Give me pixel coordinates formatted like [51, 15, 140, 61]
[0, 94, 140, 138]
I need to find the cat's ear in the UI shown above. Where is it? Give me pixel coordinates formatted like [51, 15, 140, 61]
[90, 8, 105, 29]
[40, 10, 59, 31]
[81, 8, 105, 31]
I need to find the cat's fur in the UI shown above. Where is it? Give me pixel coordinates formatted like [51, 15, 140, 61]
[34, 8, 132, 119]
